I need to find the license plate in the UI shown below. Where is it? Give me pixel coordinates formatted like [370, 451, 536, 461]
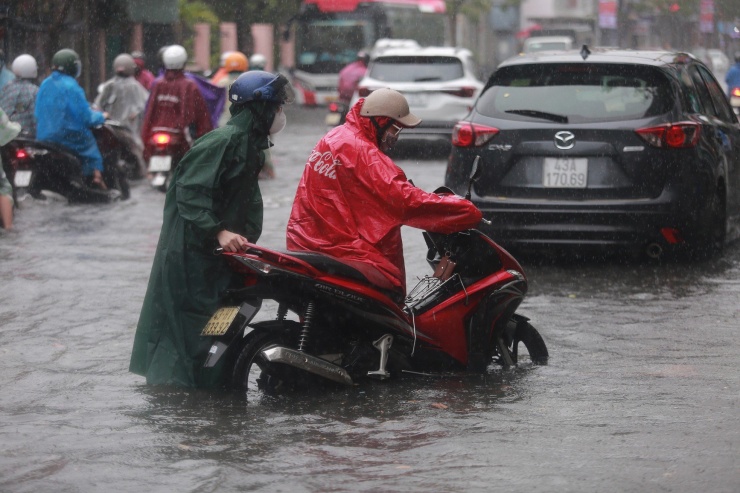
[405, 92, 428, 107]
[543, 157, 588, 188]
[148, 155, 172, 173]
[151, 174, 166, 187]
[13, 170, 32, 187]
[201, 306, 240, 336]
[325, 113, 341, 126]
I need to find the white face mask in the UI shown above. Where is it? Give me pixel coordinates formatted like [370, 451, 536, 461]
[270, 108, 287, 135]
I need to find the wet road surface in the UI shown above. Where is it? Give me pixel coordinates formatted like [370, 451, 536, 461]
[1, 106, 738, 492]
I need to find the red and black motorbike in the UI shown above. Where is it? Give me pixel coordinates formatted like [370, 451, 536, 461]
[200, 160, 548, 395]
[145, 127, 189, 192]
[0, 121, 132, 203]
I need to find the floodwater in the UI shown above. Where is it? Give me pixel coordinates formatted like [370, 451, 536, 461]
[1, 107, 738, 492]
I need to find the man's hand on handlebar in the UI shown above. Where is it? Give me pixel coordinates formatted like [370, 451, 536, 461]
[217, 230, 249, 252]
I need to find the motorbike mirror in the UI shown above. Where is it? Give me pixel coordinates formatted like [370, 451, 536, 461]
[465, 156, 481, 200]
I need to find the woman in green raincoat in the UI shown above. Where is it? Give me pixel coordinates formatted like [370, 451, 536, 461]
[129, 71, 295, 387]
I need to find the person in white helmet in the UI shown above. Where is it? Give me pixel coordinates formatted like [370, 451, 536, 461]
[94, 53, 150, 174]
[248, 53, 267, 71]
[140, 45, 212, 166]
[0, 54, 39, 137]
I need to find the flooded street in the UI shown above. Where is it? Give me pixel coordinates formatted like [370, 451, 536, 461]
[1, 106, 739, 492]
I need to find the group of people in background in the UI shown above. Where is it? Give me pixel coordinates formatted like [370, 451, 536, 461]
[0, 45, 271, 230]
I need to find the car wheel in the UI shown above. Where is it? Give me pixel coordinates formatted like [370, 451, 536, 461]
[692, 186, 726, 259]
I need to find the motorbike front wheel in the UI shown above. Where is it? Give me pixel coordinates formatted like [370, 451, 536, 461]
[493, 318, 549, 368]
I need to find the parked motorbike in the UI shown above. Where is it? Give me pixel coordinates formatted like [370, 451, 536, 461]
[145, 127, 189, 192]
[325, 101, 348, 128]
[730, 87, 740, 116]
[0, 121, 130, 203]
[200, 159, 548, 395]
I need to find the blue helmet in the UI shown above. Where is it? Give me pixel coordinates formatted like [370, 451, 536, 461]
[228, 71, 295, 106]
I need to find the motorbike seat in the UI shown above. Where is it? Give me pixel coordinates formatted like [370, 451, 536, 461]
[33, 140, 82, 163]
[287, 251, 370, 284]
[286, 251, 403, 303]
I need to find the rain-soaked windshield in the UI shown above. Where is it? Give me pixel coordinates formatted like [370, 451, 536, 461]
[477, 63, 674, 123]
[296, 18, 373, 74]
[369, 56, 464, 82]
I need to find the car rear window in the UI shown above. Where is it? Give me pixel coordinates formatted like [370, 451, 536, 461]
[369, 56, 464, 82]
[477, 63, 674, 123]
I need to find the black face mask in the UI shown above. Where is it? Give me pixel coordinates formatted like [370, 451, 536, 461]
[371, 117, 402, 154]
[247, 102, 279, 136]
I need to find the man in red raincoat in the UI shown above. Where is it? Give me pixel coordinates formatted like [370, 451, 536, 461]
[286, 88, 482, 299]
[141, 45, 212, 164]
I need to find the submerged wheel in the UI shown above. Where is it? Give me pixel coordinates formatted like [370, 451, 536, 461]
[231, 331, 292, 396]
[698, 187, 726, 259]
[493, 318, 549, 368]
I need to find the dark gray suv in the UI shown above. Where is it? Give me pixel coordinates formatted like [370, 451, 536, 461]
[445, 49, 740, 258]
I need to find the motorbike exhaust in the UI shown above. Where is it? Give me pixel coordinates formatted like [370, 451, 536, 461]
[645, 242, 663, 259]
[261, 346, 353, 385]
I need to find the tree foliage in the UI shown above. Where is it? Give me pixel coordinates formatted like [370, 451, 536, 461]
[179, 0, 220, 68]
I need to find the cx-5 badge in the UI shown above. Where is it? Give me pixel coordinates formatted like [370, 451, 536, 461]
[554, 131, 575, 150]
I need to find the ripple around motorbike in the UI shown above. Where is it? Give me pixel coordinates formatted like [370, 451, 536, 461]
[0, 121, 134, 203]
[198, 161, 549, 399]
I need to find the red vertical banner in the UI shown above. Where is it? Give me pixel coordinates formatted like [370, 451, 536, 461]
[700, 0, 714, 33]
[599, 0, 618, 30]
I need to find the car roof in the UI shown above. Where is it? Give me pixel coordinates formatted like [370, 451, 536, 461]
[499, 48, 700, 68]
[373, 46, 473, 59]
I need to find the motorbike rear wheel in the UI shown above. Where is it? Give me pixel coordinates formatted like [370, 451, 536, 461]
[231, 331, 288, 395]
[493, 318, 548, 368]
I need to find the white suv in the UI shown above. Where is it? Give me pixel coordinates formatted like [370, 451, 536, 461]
[352, 46, 484, 142]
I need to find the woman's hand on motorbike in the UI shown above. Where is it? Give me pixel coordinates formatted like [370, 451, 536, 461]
[217, 230, 249, 252]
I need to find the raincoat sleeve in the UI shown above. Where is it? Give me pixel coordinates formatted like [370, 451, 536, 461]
[173, 136, 228, 237]
[69, 82, 105, 129]
[0, 108, 21, 145]
[187, 83, 214, 139]
[140, 86, 156, 141]
[347, 147, 482, 234]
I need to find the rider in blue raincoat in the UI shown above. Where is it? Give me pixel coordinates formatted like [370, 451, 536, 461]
[35, 49, 107, 187]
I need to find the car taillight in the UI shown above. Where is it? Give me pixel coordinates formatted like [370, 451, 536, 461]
[441, 87, 476, 98]
[635, 122, 700, 148]
[152, 132, 171, 146]
[357, 87, 372, 97]
[731, 87, 740, 97]
[328, 102, 339, 112]
[16, 149, 28, 159]
[451, 122, 499, 147]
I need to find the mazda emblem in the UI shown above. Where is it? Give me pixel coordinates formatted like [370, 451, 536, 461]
[554, 131, 575, 150]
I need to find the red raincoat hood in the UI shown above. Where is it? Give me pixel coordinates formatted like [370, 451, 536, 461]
[344, 97, 388, 145]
